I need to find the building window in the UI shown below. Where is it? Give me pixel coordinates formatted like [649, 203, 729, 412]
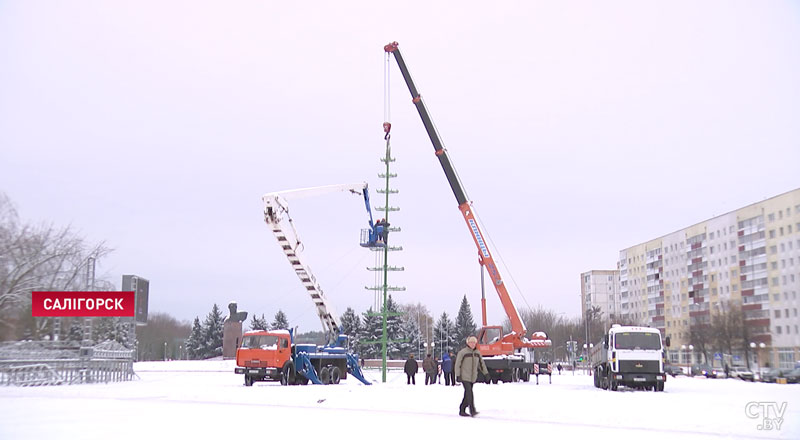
[772, 277, 779, 286]
[769, 213, 775, 222]
[770, 246, 777, 254]
[778, 349, 795, 369]
[770, 230, 776, 239]
[776, 326, 782, 334]
[775, 310, 781, 318]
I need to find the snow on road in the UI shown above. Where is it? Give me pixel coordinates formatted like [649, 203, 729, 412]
[0, 360, 797, 439]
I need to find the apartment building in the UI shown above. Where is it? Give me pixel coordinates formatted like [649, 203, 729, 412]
[610, 188, 800, 369]
[580, 270, 620, 328]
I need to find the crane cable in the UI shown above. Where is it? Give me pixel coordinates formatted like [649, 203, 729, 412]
[383, 52, 391, 139]
[474, 209, 535, 314]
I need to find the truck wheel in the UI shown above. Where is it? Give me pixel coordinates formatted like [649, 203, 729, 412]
[244, 375, 253, 387]
[656, 382, 664, 392]
[601, 376, 609, 390]
[331, 366, 341, 384]
[319, 366, 331, 385]
[297, 376, 309, 385]
[610, 380, 618, 391]
[281, 362, 295, 386]
[521, 369, 530, 382]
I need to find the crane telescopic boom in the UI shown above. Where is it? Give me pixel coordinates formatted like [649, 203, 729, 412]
[384, 41, 529, 341]
[262, 182, 372, 343]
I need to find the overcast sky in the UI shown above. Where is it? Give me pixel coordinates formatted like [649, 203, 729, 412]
[1, 1, 798, 334]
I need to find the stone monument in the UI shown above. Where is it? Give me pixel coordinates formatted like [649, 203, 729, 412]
[222, 302, 248, 359]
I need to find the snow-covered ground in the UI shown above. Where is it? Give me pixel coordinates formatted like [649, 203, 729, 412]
[1, 360, 797, 439]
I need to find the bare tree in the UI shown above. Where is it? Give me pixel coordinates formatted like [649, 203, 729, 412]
[690, 316, 714, 365]
[0, 193, 113, 341]
[400, 302, 433, 345]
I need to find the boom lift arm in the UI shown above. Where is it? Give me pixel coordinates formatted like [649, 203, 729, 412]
[262, 182, 375, 344]
[384, 41, 547, 351]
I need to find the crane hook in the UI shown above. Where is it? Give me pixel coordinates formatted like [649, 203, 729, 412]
[383, 121, 391, 140]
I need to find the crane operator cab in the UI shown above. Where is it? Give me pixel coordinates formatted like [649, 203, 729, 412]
[360, 219, 389, 248]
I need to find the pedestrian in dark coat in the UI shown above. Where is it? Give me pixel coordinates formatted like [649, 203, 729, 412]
[455, 336, 488, 417]
[442, 352, 453, 386]
[423, 353, 436, 385]
[447, 351, 457, 385]
[404, 353, 418, 385]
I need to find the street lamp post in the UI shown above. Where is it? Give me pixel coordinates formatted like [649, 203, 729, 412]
[749, 342, 766, 376]
[681, 344, 687, 372]
[164, 341, 167, 362]
[582, 343, 594, 375]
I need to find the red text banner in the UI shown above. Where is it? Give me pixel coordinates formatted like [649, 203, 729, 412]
[32, 291, 135, 317]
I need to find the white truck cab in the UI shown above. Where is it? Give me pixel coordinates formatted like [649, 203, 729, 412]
[591, 325, 666, 391]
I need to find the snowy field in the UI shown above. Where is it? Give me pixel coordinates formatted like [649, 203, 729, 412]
[0, 360, 797, 439]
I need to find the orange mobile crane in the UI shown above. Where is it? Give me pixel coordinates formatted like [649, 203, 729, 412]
[385, 41, 551, 383]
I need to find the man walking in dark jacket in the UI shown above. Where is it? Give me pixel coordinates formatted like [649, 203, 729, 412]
[442, 352, 453, 386]
[423, 353, 436, 385]
[404, 353, 418, 384]
[455, 336, 488, 417]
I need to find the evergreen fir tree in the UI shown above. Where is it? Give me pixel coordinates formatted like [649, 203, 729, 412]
[455, 295, 477, 349]
[66, 319, 83, 343]
[433, 311, 456, 357]
[249, 314, 268, 331]
[360, 308, 382, 359]
[114, 319, 133, 348]
[270, 310, 290, 330]
[186, 317, 204, 359]
[203, 304, 225, 358]
[399, 313, 420, 358]
[92, 317, 115, 343]
[385, 295, 404, 359]
[339, 307, 362, 356]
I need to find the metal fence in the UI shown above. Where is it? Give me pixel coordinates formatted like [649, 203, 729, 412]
[0, 341, 136, 386]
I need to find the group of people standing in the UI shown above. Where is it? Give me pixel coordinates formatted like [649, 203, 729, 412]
[402, 335, 488, 417]
[403, 352, 458, 386]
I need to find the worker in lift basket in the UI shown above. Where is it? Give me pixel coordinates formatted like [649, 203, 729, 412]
[455, 336, 489, 417]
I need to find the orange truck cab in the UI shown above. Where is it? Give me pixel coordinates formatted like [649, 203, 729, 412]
[235, 330, 293, 385]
